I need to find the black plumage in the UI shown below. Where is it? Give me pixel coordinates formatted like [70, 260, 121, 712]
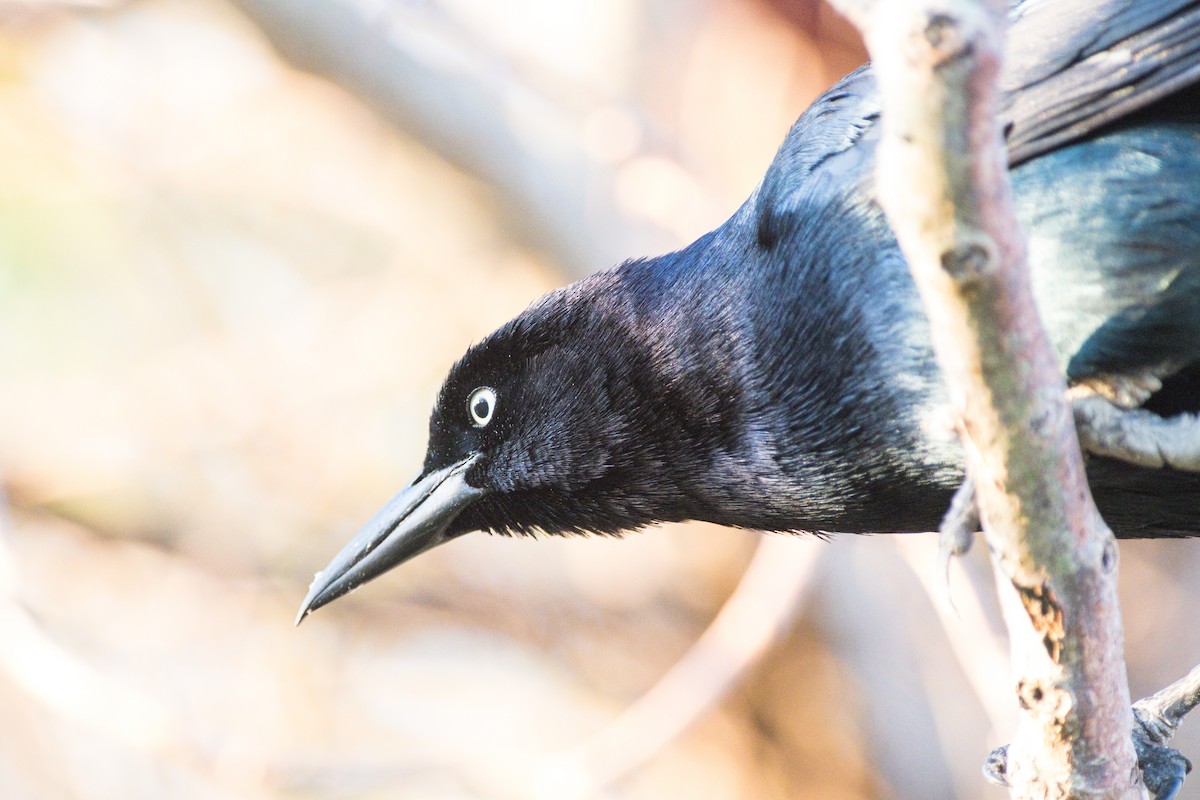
[298, 0, 1200, 620]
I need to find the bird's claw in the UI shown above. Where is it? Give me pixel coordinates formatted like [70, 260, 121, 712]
[936, 476, 978, 611]
[1073, 392, 1200, 472]
[1134, 739, 1190, 800]
[982, 744, 1009, 787]
[1135, 716, 1192, 800]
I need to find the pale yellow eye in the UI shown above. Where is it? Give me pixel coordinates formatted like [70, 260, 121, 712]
[468, 386, 497, 427]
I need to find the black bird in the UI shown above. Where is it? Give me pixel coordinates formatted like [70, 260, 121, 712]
[298, 0, 1200, 621]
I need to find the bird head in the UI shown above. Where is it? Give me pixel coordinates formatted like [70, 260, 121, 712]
[295, 265, 729, 623]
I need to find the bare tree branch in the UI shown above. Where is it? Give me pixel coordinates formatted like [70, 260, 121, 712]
[1136, 666, 1200, 746]
[827, 0, 1141, 796]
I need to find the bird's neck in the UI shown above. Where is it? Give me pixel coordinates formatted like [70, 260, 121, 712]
[611, 194, 962, 535]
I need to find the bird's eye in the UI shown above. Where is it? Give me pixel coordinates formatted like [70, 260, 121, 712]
[468, 386, 497, 428]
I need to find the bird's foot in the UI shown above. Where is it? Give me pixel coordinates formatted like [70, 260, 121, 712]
[936, 476, 978, 608]
[1131, 664, 1200, 799]
[1073, 392, 1200, 471]
[1133, 731, 1189, 800]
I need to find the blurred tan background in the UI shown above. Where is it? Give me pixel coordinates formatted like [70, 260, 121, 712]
[2, 1, 1199, 798]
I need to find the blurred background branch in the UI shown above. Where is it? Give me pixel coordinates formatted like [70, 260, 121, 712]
[225, 0, 681, 277]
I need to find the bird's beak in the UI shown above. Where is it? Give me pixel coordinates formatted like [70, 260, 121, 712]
[295, 454, 483, 625]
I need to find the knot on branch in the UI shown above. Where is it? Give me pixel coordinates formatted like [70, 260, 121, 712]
[1102, 539, 1117, 574]
[939, 235, 996, 284]
[1015, 579, 1065, 662]
[1016, 676, 1072, 720]
[911, 10, 984, 68]
[924, 13, 969, 58]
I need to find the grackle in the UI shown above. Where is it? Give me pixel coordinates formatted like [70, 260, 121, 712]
[298, 0, 1200, 622]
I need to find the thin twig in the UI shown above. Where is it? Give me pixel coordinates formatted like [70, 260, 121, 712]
[892, 536, 1012, 736]
[544, 535, 824, 795]
[1135, 665, 1200, 746]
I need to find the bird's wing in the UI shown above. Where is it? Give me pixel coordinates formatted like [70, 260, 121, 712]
[757, 0, 1200, 242]
[1003, 0, 1200, 165]
[754, 0, 1200, 398]
[754, 67, 881, 248]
